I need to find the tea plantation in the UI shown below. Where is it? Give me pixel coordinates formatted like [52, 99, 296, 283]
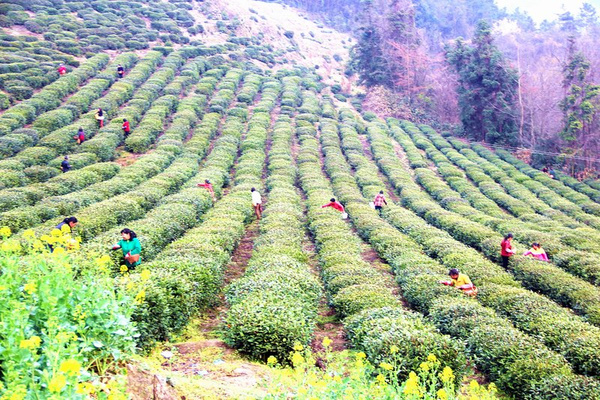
[1, 0, 600, 399]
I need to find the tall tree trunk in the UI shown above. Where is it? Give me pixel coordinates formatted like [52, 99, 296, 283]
[516, 44, 525, 145]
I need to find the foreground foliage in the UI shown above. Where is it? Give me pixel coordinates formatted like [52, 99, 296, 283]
[265, 340, 498, 400]
[0, 228, 140, 399]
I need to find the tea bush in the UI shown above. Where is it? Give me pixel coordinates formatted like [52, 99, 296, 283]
[225, 96, 321, 361]
[314, 108, 600, 397]
[292, 93, 468, 384]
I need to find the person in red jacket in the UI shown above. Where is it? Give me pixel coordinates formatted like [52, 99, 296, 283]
[500, 233, 516, 268]
[73, 127, 85, 144]
[122, 118, 130, 137]
[321, 198, 344, 212]
[373, 190, 388, 211]
[57, 64, 67, 75]
[197, 179, 215, 201]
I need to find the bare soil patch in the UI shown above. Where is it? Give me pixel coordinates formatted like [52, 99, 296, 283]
[189, 0, 358, 88]
[357, 133, 401, 203]
[114, 148, 145, 167]
[226, 220, 259, 285]
[3, 25, 43, 40]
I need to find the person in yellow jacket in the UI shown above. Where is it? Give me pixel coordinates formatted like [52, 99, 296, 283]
[440, 268, 478, 296]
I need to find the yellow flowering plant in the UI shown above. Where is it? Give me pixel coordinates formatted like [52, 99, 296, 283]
[0, 228, 138, 399]
[264, 345, 500, 400]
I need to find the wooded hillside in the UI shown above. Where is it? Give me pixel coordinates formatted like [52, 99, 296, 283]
[267, 0, 600, 178]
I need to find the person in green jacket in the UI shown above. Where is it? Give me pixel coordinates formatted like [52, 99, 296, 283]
[111, 228, 141, 270]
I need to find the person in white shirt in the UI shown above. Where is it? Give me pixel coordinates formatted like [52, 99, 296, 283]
[251, 187, 262, 220]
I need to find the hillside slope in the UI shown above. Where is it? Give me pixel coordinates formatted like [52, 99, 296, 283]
[189, 0, 356, 88]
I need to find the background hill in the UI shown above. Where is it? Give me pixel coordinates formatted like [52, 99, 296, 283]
[1, 1, 600, 399]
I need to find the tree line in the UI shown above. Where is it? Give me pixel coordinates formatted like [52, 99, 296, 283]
[263, 0, 600, 177]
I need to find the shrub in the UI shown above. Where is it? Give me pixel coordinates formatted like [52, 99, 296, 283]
[6, 84, 33, 100]
[224, 294, 314, 361]
[23, 165, 59, 182]
[430, 297, 577, 398]
[0, 238, 138, 398]
[332, 284, 398, 317]
[346, 307, 466, 383]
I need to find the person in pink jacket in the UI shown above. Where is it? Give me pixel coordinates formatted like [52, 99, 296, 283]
[523, 243, 549, 262]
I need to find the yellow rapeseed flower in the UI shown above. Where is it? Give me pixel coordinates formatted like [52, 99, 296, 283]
[48, 375, 67, 393]
[376, 374, 386, 384]
[30, 336, 41, 347]
[1, 240, 20, 253]
[140, 269, 151, 281]
[293, 343, 304, 351]
[427, 354, 438, 363]
[0, 226, 11, 238]
[390, 345, 399, 354]
[23, 282, 37, 294]
[40, 235, 51, 243]
[23, 229, 35, 240]
[6, 386, 27, 400]
[96, 255, 112, 266]
[291, 351, 304, 367]
[420, 362, 430, 372]
[8, 392, 25, 400]
[379, 362, 393, 371]
[437, 388, 448, 400]
[313, 380, 327, 390]
[107, 391, 127, 400]
[52, 247, 66, 255]
[75, 382, 95, 395]
[0, 285, 6, 291]
[32, 240, 45, 252]
[267, 356, 277, 365]
[322, 336, 332, 348]
[19, 335, 41, 350]
[356, 352, 366, 360]
[441, 366, 454, 383]
[120, 265, 129, 273]
[51, 229, 62, 238]
[403, 372, 421, 396]
[333, 375, 342, 383]
[134, 289, 145, 304]
[59, 359, 81, 376]
[469, 380, 480, 391]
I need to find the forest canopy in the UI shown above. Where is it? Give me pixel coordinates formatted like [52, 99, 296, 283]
[265, 0, 600, 177]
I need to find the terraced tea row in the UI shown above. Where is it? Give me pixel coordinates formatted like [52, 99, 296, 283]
[316, 105, 600, 398]
[130, 75, 281, 349]
[389, 122, 600, 285]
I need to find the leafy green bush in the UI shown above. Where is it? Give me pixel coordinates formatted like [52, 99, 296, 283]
[430, 297, 586, 399]
[346, 307, 466, 384]
[224, 293, 314, 361]
[0, 232, 137, 398]
[23, 165, 60, 182]
[332, 284, 398, 317]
